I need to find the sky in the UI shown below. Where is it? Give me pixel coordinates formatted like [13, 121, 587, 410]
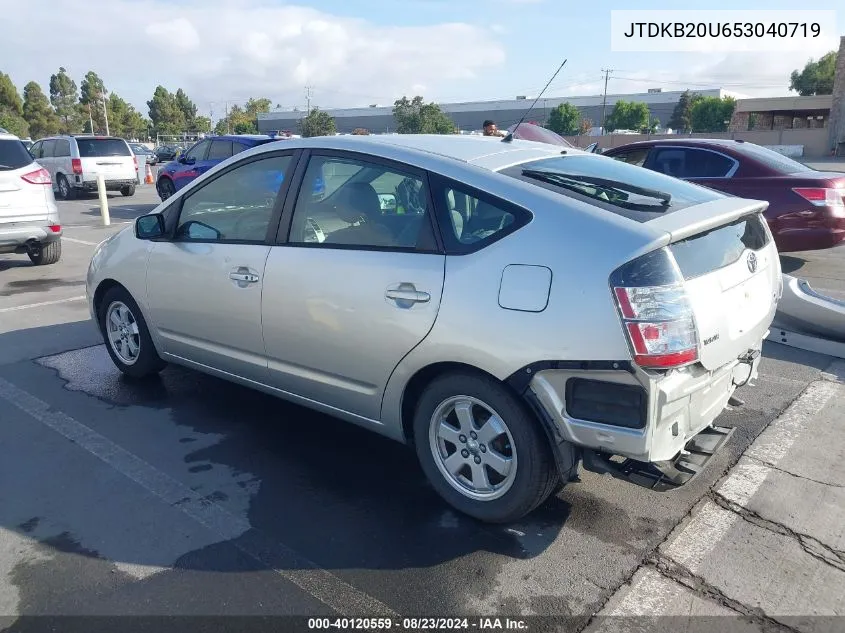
[0, 0, 842, 123]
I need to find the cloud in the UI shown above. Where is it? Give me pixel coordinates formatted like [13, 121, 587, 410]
[0, 0, 505, 115]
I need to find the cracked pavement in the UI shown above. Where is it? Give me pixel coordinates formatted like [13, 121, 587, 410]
[587, 364, 845, 633]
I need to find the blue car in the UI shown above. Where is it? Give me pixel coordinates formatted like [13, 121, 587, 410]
[155, 135, 277, 201]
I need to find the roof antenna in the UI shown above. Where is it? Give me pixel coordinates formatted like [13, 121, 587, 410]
[502, 58, 567, 143]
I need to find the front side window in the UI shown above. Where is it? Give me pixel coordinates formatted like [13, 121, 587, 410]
[652, 148, 735, 178]
[174, 154, 292, 242]
[29, 141, 43, 159]
[185, 141, 210, 162]
[288, 156, 433, 249]
[207, 140, 234, 160]
[41, 139, 56, 158]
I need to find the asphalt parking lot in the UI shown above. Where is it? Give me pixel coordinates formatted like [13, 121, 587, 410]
[0, 181, 843, 628]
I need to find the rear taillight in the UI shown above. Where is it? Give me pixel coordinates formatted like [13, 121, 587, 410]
[792, 187, 845, 207]
[48, 224, 61, 233]
[71, 158, 83, 175]
[611, 248, 699, 369]
[21, 167, 51, 185]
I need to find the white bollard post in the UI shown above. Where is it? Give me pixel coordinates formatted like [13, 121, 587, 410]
[96, 173, 111, 226]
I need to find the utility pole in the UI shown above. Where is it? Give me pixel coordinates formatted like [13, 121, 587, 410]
[600, 68, 613, 135]
[225, 101, 230, 134]
[305, 86, 313, 113]
[101, 90, 110, 136]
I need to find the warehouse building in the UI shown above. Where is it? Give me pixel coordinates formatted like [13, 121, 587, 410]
[257, 88, 741, 135]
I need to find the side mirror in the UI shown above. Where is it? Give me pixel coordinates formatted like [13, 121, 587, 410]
[135, 213, 166, 240]
[585, 142, 600, 154]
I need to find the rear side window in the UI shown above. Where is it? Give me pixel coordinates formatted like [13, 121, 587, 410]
[55, 139, 71, 157]
[500, 154, 724, 222]
[669, 214, 769, 280]
[429, 172, 530, 254]
[651, 148, 735, 178]
[76, 138, 132, 157]
[0, 139, 34, 170]
[734, 142, 814, 174]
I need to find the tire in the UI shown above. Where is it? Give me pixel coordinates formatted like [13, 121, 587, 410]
[121, 184, 136, 197]
[98, 286, 166, 379]
[157, 178, 175, 201]
[413, 371, 561, 523]
[57, 174, 76, 200]
[28, 240, 62, 266]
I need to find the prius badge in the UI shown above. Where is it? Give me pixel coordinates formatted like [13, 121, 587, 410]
[747, 252, 758, 273]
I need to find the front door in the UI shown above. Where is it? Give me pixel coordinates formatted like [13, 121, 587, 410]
[261, 152, 446, 421]
[145, 152, 296, 382]
[173, 140, 211, 191]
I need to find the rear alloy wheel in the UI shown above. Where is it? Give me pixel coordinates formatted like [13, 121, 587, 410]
[121, 184, 136, 197]
[57, 174, 75, 200]
[413, 372, 561, 523]
[157, 178, 175, 201]
[28, 240, 61, 266]
[99, 286, 166, 379]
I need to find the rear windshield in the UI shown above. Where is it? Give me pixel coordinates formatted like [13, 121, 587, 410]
[76, 138, 132, 158]
[0, 139, 34, 171]
[669, 214, 769, 279]
[734, 142, 813, 174]
[500, 154, 724, 222]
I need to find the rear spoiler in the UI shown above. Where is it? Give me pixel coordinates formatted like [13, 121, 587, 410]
[647, 198, 769, 243]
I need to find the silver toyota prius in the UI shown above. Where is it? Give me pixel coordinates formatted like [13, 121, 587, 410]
[87, 134, 782, 523]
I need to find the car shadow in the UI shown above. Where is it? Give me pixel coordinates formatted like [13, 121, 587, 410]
[82, 203, 159, 222]
[779, 255, 807, 275]
[0, 320, 566, 603]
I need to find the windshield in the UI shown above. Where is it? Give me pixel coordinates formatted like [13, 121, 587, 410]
[500, 154, 724, 219]
[734, 142, 814, 174]
[76, 138, 132, 157]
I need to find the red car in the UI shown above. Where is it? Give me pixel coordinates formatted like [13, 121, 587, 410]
[601, 139, 845, 252]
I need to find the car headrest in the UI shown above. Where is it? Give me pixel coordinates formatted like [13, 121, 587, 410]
[336, 182, 382, 224]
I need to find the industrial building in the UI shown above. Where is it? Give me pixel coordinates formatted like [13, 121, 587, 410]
[257, 88, 741, 135]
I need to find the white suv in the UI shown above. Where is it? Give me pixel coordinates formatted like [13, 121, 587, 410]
[0, 131, 62, 265]
[29, 135, 137, 200]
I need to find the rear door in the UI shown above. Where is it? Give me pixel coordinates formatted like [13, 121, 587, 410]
[0, 139, 48, 224]
[75, 137, 135, 183]
[261, 151, 446, 421]
[648, 199, 781, 370]
[52, 138, 72, 183]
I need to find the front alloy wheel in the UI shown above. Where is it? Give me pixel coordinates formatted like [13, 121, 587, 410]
[106, 301, 140, 365]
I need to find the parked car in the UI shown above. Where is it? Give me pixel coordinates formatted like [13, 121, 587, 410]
[21, 138, 33, 152]
[129, 143, 156, 165]
[29, 135, 137, 200]
[0, 131, 62, 265]
[87, 135, 781, 523]
[155, 135, 278, 201]
[154, 145, 180, 163]
[602, 139, 845, 252]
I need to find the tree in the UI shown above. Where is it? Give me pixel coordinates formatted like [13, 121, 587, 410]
[392, 96, 454, 134]
[175, 88, 198, 130]
[22, 81, 59, 138]
[49, 67, 80, 133]
[789, 51, 836, 96]
[299, 108, 336, 137]
[667, 90, 701, 132]
[579, 117, 593, 135]
[0, 72, 28, 137]
[605, 100, 650, 133]
[214, 118, 228, 135]
[147, 86, 186, 136]
[79, 70, 109, 133]
[546, 102, 581, 136]
[690, 96, 736, 133]
[194, 115, 211, 133]
[352, 128, 370, 135]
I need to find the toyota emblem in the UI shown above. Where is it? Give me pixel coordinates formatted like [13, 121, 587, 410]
[747, 252, 758, 273]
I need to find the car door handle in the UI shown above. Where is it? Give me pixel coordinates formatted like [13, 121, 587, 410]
[385, 288, 430, 303]
[230, 271, 259, 283]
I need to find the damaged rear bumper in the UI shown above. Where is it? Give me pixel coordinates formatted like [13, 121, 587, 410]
[523, 347, 762, 490]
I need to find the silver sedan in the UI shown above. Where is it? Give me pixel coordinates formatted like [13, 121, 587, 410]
[86, 134, 781, 523]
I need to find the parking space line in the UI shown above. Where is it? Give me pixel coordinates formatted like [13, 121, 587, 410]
[0, 376, 397, 617]
[63, 222, 131, 228]
[63, 237, 100, 246]
[0, 296, 86, 313]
